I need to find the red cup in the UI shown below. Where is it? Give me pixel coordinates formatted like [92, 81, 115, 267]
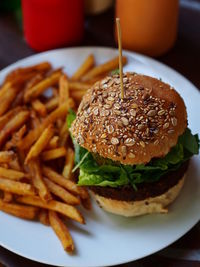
[22, 0, 84, 51]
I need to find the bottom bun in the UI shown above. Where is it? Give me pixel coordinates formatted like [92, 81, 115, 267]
[90, 174, 186, 217]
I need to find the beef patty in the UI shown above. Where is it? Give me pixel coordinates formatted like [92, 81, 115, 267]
[89, 161, 189, 201]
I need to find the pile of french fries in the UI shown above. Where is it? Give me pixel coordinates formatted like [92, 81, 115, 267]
[0, 54, 127, 253]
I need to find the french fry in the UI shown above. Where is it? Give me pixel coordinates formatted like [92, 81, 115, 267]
[0, 82, 12, 98]
[71, 54, 94, 81]
[81, 56, 127, 81]
[24, 72, 62, 103]
[38, 209, 50, 226]
[42, 166, 89, 199]
[45, 96, 59, 112]
[3, 192, 13, 203]
[18, 104, 68, 150]
[29, 160, 52, 202]
[25, 73, 44, 90]
[59, 123, 69, 147]
[31, 99, 47, 117]
[25, 124, 54, 164]
[0, 177, 35, 195]
[59, 75, 69, 106]
[81, 197, 92, 210]
[0, 107, 22, 131]
[9, 156, 21, 171]
[11, 90, 24, 108]
[69, 82, 91, 91]
[5, 62, 51, 82]
[30, 110, 40, 129]
[0, 151, 15, 163]
[0, 86, 18, 116]
[70, 90, 86, 102]
[0, 110, 29, 149]
[46, 136, 59, 150]
[44, 177, 80, 205]
[5, 125, 27, 150]
[17, 196, 84, 224]
[0, 167, 25, 180]
[41, 147, 66, 161]
[49, 211, 74, 252]
[0, 199, 38, 220]
[62, 148, 74, 179]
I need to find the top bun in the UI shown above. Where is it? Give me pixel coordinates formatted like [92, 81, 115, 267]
[71, 73, 187, 165]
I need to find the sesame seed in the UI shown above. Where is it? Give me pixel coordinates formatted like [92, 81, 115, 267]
[121, 117, 129, 126]
[124, 138, 135, 146]
[163, 122, 169, 129]
[147, 110, 156, 116]
[171, 117, 177, 126]
[111, 137, 119, 145]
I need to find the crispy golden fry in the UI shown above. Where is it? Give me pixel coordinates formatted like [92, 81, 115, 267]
[18, 104, 68, 150]
[5, 125, 27, 150]
[24, 72, 62, 103]
[71, 54, 94, 81]
[0, 199, 38, 220]
[38, 209, 50, 226]
[3, 191, 13, 203]
[62, 148, 74, 179]
[49, 211, 74, 252]
[0, 151, 15, 163]
[59, 75, 69, 106]
[45, 96, 59, 112]
[44, 177, 80, 205]
[17, 196, 84, 224]
[0, 82, 12, 98]
[5, 62, 51, 82]
[24, 74, 44, 101]
[69, 81, 91, 91]
[0, 110, 29, 149]
[0, 177, 35, 195]
[42, 166, 89, 199]
[0, 107, 22, 131]
[0, 167, 25, 180]
[0, 86, 18, 116]
[82, 56, 127, 81]
[42, 147, 66, 161]
[9, 157, 21, 171]
[11, 90, 24, 108]
[25, 125, 54, 164]
[46, 136, 59, 150]
[59, 123, 69, 147]
[70, 90, 86, 102]
[30, 110, 40, 129]
[29, 160, 52, 202]
[81, 197, 92, 210]
[31, 99, 47, 117]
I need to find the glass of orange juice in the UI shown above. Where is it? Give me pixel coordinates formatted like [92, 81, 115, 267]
[115, 0, 179, 57]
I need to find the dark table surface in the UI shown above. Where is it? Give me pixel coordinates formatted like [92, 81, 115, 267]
[0, 0, 200, 266]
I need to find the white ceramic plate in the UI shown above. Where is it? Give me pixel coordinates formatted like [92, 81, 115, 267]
[0, 47, 199, 267]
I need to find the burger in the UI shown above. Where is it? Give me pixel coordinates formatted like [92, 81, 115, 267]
[68, 72, 199, 217]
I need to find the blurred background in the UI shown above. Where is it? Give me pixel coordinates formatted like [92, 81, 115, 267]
[0, 0, 200, 88]
[0, 1, 200, 267]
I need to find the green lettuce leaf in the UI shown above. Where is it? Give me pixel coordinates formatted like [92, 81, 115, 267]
[67, 112, 199, 189]
[67, 108, 76, 129]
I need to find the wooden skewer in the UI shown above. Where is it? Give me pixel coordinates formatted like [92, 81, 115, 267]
[116, 18, 124, 99]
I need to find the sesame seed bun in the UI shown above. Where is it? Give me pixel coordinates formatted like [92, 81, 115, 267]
[91, 174, 186, 217]
[71, 73, 187, 165]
